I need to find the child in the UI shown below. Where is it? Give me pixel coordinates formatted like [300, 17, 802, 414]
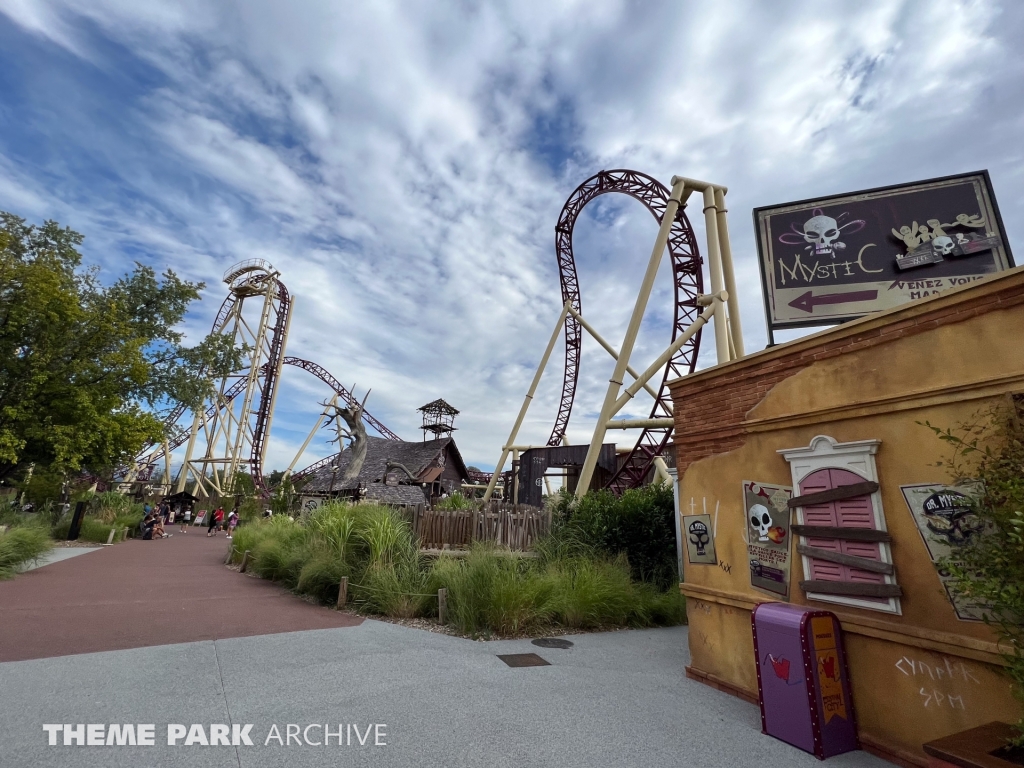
[225, 510, 239, 539]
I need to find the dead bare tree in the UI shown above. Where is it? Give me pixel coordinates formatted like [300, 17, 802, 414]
[321, 387, 372, 494]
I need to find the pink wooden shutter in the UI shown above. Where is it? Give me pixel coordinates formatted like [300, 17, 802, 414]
[799, 468, 885, 597]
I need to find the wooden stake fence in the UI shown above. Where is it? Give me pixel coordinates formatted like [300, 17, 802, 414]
[405, 501, 552, 552]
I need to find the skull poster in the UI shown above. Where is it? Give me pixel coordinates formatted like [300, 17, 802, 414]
[900, 483, 987, 621]
[743, 481, 794, 598]
[683, 514, 717, 565]
[754, 171, 1013, 336]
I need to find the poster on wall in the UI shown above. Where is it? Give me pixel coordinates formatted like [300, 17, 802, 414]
[683, 514, 717, 565]
[754, 171, 1014, 340]
[900, 483, 987, 621]
[743, 481, 794, 598]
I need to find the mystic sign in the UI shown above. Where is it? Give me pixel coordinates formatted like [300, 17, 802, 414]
[754, 171, 1013, 337]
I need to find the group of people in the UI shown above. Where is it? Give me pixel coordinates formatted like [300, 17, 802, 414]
[137, 498, 237, 540]
[205, 506, 239, 538]
[138, 511, 170, 540]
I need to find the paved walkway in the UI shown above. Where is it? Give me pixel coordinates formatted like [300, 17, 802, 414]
[0, 622, 890, 768]
[0, 534, 892, 767]
[0, 530, 362, 662]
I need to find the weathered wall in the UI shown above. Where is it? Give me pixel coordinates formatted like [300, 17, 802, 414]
[670, 267, 1024, 766]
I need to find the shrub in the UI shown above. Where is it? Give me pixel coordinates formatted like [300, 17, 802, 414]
[925, 396, 1024, 745]
[0, 526, 53, 578]
[545, 484, 679, 588]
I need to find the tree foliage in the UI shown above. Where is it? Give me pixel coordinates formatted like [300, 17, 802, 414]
[0, 212, 243, 480]
[925, 395, 1024, 745]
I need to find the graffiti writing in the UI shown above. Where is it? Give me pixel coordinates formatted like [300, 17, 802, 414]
[895, 656, 981, 684]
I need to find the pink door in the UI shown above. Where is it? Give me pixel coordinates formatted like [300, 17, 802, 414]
[799, 468, 885, 599]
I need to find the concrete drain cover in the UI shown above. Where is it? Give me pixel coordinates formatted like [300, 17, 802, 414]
[532, 638, 574, 649]
[497, 653, 550, 668]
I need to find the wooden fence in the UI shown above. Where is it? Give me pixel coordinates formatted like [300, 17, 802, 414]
[405, 502, 552, 552]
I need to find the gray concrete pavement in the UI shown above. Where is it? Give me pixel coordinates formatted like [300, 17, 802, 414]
[21, 546, 101, 571]
[0, 621, 891, 768]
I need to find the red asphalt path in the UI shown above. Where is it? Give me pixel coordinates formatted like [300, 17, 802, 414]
[0, 531, 362, 663]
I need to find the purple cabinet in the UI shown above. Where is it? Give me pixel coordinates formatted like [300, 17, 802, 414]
[751, 603, 859, 759]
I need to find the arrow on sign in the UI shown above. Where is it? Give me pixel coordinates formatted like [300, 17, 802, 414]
[787, 289, 879, 314]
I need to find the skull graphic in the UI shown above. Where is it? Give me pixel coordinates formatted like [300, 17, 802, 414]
[932, 236, 955, 257]
[802, 215, 841, 254]
[779, 208, 867, 258]
[750, 504, 772, 541]
[688, 520, 710, 556]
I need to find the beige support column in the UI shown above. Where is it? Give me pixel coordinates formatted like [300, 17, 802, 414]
[162, 439, 172, 496]
[606, 418, 675, 430]
[575, 177, 687, 498]
[652, 456, 672, 486]
[176, 410, 204, 493]
[702, 186, 730, 364]
[483, 301, 572, 501]
[567, 306, 662, 403]
[714, 187, 744, 356]
[611, 296, 723, 413]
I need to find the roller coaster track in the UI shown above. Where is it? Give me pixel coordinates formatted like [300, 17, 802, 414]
[550, 169, 703, 493]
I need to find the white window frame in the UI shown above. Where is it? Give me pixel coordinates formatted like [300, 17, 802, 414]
[778, 435, 901, 615]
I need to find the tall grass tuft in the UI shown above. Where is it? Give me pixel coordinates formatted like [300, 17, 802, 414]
[544, 555, 637, 629]
[359, 560, 431, 618]
[0, 527, 53, 579]
[357, 506, 415, 567]
[296, 555, 349, 604]
[428, 545, 551, 635]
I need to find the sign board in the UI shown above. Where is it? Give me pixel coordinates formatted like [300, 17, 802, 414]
[682, 514, 717, 565]
[754, 171, 1014, 337]
[743, 481, 793, 598]
[900, 482, 987, 621]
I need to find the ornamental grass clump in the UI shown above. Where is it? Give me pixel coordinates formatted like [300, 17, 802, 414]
[0, 526, 52, 579]
[228, 499, 687, 636]
[543, 555, 637, 629]
[427, 544, 552, 636]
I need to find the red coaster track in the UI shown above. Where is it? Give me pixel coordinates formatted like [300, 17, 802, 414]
[550, 169, 704, 493]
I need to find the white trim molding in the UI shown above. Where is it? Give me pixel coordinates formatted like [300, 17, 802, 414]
[778, 435, 901, 615]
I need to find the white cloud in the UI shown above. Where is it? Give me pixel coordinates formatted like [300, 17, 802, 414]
[1, 0, 1022, 474]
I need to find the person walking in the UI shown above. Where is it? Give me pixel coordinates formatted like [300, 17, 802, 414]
[179, 504, 192, 533]
[225, 510, 238, 539]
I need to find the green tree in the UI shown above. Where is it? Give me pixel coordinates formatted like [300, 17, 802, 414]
[0, 212, 243, 481]
[925, 397, 1024, 745]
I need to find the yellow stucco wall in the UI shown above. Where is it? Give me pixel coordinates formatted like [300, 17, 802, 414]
[672, 269, 1024, 764]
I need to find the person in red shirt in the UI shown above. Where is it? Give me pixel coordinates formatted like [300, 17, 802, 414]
[207, 506, 224, 537]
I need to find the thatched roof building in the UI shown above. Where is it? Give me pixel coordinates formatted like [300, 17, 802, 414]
[300, 436, 470, 506]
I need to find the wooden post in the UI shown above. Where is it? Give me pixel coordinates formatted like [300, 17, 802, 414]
[121, 526, 129, 542]
[438, 588, 447, 625]
[337, 576, 348, 608]
[239, 550, 251, 572]
[225, 546, 235, 565]
[105, 528, 116, 546]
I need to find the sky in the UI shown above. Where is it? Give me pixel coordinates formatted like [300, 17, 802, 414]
[1, 0, 1022, 477]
